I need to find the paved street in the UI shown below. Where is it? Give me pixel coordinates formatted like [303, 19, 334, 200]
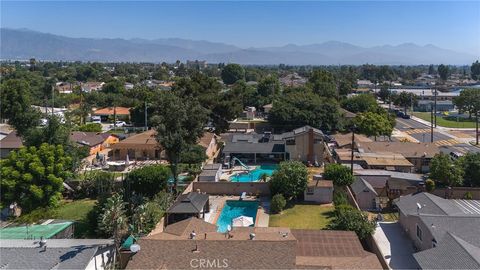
[395, 117, 480, 153]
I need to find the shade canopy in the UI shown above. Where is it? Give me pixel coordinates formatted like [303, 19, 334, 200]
[232, 216, 254, 227]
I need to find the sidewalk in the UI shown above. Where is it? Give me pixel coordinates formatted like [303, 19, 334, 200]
[410, 115, 477, 144]
[410, 115, 477, 131]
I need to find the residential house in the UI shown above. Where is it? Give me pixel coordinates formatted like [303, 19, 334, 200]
[165, 192, 210, 225]
[351, 169, 424, 210]
[110, 130, 162, 161]
[126, 217, 381, 269]
[93, 107, 131, 122]
[331, 132, 372, 149]
[334, 149, 414, 172]
[0, 131, 23, 158]
[263, 103, 273, 114]
[304, 176, 333, 204]
[55, 82, 76, 94]
[223, 126, 325, 165]
[81, 82, 105, 93]
[70, 132, 119, 155]
[395, 192, 480, 269]
[0, 239, 114, 270]
[279, 72, 307, 87]
[356, 142, 440, 173]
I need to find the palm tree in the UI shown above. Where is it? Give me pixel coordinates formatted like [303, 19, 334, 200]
[99, 193, 128, 267]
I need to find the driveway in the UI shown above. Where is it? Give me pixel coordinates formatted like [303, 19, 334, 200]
[373, 222, 419, 270]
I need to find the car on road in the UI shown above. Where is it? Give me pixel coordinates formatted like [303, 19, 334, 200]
[91, 116, 102, 124]
[110, 121, 127, 128]
[401, 114, 411, 119]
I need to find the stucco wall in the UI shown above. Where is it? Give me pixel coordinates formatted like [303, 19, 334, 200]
[192, 182, 270, 196]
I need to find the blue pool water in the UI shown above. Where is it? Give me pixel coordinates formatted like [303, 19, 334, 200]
[230, 164, 278, 182]
[216, 200, 259, 233]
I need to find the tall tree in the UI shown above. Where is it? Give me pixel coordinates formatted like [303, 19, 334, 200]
[354, 111, 394, 140]
[341, 94, 378, 113]
[430, 153, 463, 187]
[307, 69, 337, 98]
[221, 63, 245, 85]
[470, 60, 480, 80]
[377, 83, 390, 104]
[437, 64, 449, 81]
[323, 164, 354, 186]
[0, 144, 73, 211]
[98, 193, 128, 265]
[151, 91, 208, 191]
[459, 153, 480, 187]
[393, 92, 418, 115]
[0, 79, 41, 137]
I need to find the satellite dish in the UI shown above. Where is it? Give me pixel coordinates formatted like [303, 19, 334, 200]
[130, 243, 141, 253]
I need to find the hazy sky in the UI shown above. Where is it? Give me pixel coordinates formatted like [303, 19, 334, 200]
[2, 1, 479, 55]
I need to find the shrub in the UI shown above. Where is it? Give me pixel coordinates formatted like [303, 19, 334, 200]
[425, 179, 435, 192]
[463, 192, 473, 200]
[125, 165, 170, 198]
[328, 205, 376, 240]
[333, 188, 349, 206]
[324, 164, 355, 187]
[270, 194, 287, 214]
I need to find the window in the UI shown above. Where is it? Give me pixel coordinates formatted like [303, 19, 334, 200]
[416, 224, 423, 241]
[306, 187, 314, 195]
[286, 139, 295, 145]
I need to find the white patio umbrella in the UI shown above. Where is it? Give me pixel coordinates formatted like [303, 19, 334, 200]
[125, 154, 130, 166]
[232, 216, 254, 227]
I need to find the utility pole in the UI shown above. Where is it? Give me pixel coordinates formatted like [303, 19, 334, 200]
[433, 86, 437, 128]
[431, 104, 434, 143]
[350, 125, 356, 175]
[476, 112, 479, 145]
[51, 84, 55, 117]
[144, 101, 148, 131]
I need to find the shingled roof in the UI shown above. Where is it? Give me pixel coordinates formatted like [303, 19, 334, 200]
[167, 192, 209, 214]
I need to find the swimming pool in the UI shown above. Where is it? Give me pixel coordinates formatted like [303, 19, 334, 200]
[216, 200, 259, 233]
[230, 164, 278, 182]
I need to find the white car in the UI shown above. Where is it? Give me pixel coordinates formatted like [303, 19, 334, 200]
[110, 121, 127, 128]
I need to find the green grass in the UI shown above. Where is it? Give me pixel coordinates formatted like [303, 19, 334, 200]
[14, 199, 97, 238]
[412, 112, 477, 128]
[55, 199, 96, 238]
[269, 204, 335, 229]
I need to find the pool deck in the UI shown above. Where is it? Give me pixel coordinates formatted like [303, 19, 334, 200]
[220, 165, 258, 181]
[204, 195, 270, 228]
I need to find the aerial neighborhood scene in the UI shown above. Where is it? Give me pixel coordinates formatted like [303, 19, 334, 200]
[1, 1, 480, 269]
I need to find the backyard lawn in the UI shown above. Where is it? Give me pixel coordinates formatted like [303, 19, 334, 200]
[55, 199, 97, 238]
[412, 112, 477, 128]
[269, 204, 334, 229]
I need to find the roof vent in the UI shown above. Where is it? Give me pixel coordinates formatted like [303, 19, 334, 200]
[39, 237, 47, 248]
[190, 230, 196, 239]
[282, 232, 289, 238]
[249, 233, 256, 240]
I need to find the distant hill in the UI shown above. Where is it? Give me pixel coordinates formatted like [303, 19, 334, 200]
[1, 28, 476, 65]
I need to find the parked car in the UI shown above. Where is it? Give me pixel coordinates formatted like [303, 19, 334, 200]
[401, 114, 411, 119]
[450, 151, 464, 160]
[91, 116, 102, 124]
[110, 121, 127, 128]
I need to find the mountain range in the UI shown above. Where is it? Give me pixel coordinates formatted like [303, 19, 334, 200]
[1, 28, 476, 65]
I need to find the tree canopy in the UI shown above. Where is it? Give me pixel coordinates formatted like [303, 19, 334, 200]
[269, 161, 308, 201]
[430, 153, 463, 187]
[354, 111, 394, 140]
[341, 94, 378, 113]
[323, 163, 354, 186]
[221, 63, 245, 85]
[126, 165, 170, 198]
[307, 70, 337, 98]
[328, 205, 376, 240]
[151, 91, 208, 190]
[1, 144, 73, 211]
[268, 88, 342, 132]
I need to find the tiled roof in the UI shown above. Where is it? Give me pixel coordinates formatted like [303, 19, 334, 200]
[198, 132, 215, 149]
[357, 142, 440, 158]
[110, 130, 159, 149]
[162, 217, 217, 237]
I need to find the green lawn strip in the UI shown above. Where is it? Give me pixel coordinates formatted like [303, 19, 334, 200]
[269, 204, 335, 229]
[412, 112, 477, 128]
[54, 199, 97, 238]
